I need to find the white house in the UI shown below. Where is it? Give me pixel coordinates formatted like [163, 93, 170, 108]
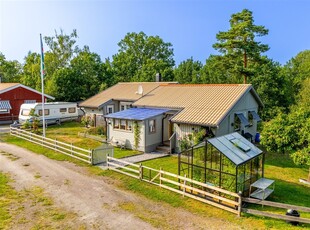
[105, 84, 263, 153]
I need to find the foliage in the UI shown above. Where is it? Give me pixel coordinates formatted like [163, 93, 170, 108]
[81, 115, 94, 127]
[249, 57, 292, 120]
[261, 78, 310, 179]
[20, 52, 41, 91]
[48, 47, 104, 101]
[22, 109, 40, 133]
[173, 57, 203, 83]
[87, 126, 106, 136]
[213, 9, 269, 84]
[112, 32, 175, 82]
[133, 121, 141, 150]
[179, 129, 206, 151]
[282, 50, 310, 105]
[201, 55, 237, 84]
[0, 52, 22, 82]
[44, 29, 80, 78]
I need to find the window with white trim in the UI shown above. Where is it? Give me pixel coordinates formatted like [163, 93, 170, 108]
[120, 102, 131, 111]
[120, 119, 126, 130]
[68, 107, 76, 113]
[60, 108, 67, 113]
[113, 119, 133, 132]
[114, 119, 120, 129]
[127, 120, 132, 131]
[107, 105, 114, 114]
[149, 119, 156, 133]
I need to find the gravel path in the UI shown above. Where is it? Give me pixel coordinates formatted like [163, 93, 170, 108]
[0, 142, 244, 229]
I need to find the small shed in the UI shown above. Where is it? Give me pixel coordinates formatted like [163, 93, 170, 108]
[179, 132, 264, 195]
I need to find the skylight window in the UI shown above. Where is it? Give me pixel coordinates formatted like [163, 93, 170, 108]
[230, 138, 251, 152]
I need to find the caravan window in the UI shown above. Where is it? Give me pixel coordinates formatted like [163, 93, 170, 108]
[60, 108, 67, 113]
[39, 109, 49, 116]
[68, 107, 76, 113]
[21, 109, 31, 116]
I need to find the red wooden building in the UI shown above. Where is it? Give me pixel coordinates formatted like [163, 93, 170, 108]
[0, 83, 54, 124]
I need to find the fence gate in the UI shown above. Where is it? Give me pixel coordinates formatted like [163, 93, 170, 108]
[92, 143, 114, 165]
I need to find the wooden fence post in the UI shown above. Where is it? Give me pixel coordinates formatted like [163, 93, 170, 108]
[90, 149, 94, 165]
[183, 174, 187, 197]
[139, 163, 142, 180]
[160, 167, 162, 187]
[238, 191, 242, 217]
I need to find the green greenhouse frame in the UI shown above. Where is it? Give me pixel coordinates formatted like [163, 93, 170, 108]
[178, 132, 265, 196]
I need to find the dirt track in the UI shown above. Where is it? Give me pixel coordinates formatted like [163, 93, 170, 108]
[0, 142, 243, 229]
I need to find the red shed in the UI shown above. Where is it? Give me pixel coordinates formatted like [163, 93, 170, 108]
[0, 83, 54, 124]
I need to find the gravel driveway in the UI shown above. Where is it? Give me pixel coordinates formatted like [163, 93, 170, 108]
[0, 142, 243, 229]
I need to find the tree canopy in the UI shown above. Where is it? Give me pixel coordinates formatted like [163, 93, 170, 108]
[174, 57, 202, 84]
[213, 9, 269, 83]
[112, 32, 175, 82]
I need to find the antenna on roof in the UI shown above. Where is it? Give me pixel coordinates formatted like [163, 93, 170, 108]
[136, 85, 144, 95]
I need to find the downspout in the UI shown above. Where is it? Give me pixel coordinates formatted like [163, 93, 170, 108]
[161, 113, 169, 145]
[104, 117, 109, 142]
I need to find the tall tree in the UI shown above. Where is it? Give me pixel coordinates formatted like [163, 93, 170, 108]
[20, 52, 41, 90]
[200, 55, 238, 84]
[44, 29, 80, 80]
[49, 47, 104, 101]
[213, 9, 269, 83]
[112, 32, 175, 82]
[281, 50, 310, 105]
[42, 29, 82, 96]
[174, 57, 202, 83]
[0, 52, 22, 82]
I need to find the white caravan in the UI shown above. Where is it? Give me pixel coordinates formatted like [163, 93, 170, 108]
[19, 102, 79, 125]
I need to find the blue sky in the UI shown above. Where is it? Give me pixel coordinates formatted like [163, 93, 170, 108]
[0, 0, 309, 66]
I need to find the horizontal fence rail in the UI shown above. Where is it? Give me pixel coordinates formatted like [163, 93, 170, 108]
[107, 156, 241, 215]
[243, 197, 310, 224]
[10, 127, 93, 164]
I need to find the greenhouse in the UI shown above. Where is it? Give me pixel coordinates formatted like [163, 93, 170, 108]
[178, 132, 264, 196]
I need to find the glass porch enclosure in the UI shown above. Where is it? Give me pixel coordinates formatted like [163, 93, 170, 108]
[178, 132, 264, 196]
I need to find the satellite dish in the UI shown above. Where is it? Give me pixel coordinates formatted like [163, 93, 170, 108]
[137, 85, 144, 95]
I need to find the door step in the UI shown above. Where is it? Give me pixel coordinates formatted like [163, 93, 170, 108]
[156, 145, 170, 154]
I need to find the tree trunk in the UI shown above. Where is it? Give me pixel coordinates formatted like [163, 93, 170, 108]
[243, 51, 247, 84]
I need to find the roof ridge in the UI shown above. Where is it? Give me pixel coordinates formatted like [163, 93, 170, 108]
[159, 84, 251, 87]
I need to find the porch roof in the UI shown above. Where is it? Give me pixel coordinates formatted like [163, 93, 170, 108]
[105, 108, 169, 121]
[208, 132, 263, 166]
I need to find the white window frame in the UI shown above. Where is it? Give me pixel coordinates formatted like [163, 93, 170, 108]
[107, 105, 114, 114]
[149, 119, 156, 133]
[120, 102, 131, 111]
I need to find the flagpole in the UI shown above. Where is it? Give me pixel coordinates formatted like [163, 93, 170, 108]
[40, 34, 46, 137]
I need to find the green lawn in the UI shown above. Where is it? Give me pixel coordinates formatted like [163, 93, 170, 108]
[2, 123, 310, 229]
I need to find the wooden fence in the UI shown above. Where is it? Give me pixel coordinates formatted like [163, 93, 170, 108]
[242, 197, 310, 224]
[107, 156, 242, 215]
[10, 127, 93, 164]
